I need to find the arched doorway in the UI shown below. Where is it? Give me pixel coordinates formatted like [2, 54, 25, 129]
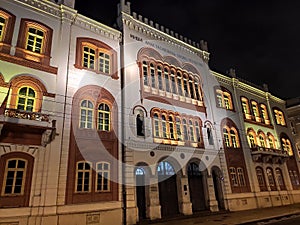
[157, 161, 179, 217]
[135, 167, 146, 219]
[188, 162, 207, 212]
[212, 166, 225, 210]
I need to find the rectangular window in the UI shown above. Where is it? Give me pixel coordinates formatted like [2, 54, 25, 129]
[76, 162, 91, 192]
[26, 27, 44, 53]
[96, 162, 110, 191]
[99, 52, 110, 73]
[3, 159, 27, 195]
[0, 16, 5, 41]
[237, 168, 246, 186]
[230, 167, 238, 186]
[83, 46, 95, 69]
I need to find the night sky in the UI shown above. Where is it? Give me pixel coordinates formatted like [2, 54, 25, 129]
[75, 0, 300, 100]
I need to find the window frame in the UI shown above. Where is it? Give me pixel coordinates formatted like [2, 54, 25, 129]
[0, 8, 15, 54]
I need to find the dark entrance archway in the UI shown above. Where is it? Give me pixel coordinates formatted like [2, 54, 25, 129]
[212, 166, 225, 210]
[135, 168, 146, 219]
[157, 161, 179, 217]
[188, 162, 207, 212]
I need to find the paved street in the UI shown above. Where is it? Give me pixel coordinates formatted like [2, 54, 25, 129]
[137, 203, 300, 225]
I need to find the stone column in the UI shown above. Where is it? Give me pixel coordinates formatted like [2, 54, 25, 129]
[207, 176, 219, 212]
[177, 176, 193, 215]
[147, 175, 161, 220]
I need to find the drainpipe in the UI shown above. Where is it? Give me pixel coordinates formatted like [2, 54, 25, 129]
[120, 22, 127, 225]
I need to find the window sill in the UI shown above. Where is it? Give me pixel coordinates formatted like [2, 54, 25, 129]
[0, 52, 57, 74]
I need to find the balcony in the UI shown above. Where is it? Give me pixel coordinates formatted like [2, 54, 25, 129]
[250, 146, 289, 164]
[0, 108, 56, 147]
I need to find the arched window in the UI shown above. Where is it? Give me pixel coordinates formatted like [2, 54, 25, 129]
[136, 113, 144, 136]
[230, 129, 239, 148]
[176, 117, 182, 141]
[157, 66, 163, 90]
[258, 133, 266, 148]
[161, 115, 167, 138]
[96, 162, 110, 192]
[142, 61, 148, 86]
[189, 119, 195, 142]
[194, 78, 201, 101]
[150, 63, 156, 88]
[275, 168, 285, 190]
[251, 101, 259, 117]
[195, 121, 201, 143]
[256, 167, 266, 189]
[17, 87, 36, 112]
[281, 136, 293, 155]
[170, 70, 177, 94]
[168, 116, 175, 140]
[80, 100, 94, 129]
[241, 97, 250, 119]
[247, 130, 257, 148]
[2, 159, 27, 195]
[260, 104, 270, 124]
[266, 168, 276, 190]
[176, 72, 183, 96]
[98, 103, 110, 131]
[267, 134, 276, 149]
[274, 108, 286, 126]
[182, 119, 188, 141]
[215, 87, 233, 110]
[157, 161, 175, 176]
[75, 161, 92, 192]
[223, 127, 230, 147]
[153, 113, 160, 137]
[189, 77, 195, 99]
[164, 68, 170, 92]
[183, 74, 189, 97]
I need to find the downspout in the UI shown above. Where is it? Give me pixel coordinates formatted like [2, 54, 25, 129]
[119, 20, 127, 225]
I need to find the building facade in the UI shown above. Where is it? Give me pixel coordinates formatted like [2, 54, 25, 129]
[0, 0, 299, 225]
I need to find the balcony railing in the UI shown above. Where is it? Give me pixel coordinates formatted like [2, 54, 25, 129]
[4, 108, 50, 122]
[250, 146, 289, 164]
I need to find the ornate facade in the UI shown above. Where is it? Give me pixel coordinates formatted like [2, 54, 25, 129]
[0, 1, 299, 225]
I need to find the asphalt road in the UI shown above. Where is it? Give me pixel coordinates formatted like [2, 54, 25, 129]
[246, 214, 300, 225]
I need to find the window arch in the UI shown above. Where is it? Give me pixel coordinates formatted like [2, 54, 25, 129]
[275, 168, 286, 190]
[258, 132, 266, 148]
[215, 87, 233, 110]
[75, 38, 118, 78]
[223, 126, 240, 148]
[281, 137, 293, 155]
[267, 133, 276, 149]
[251, 100, 260, 122]
[256, 167, 267, 191]
[241, 97, 251, 119]
[98, 103, 110, 131]
[273, 108, 286, 126]
[0, 153, 34, 207]
[247, 129, 257, 148]
[266, 168, 276, 191]
[80, 100, 94, 129]
[16, 19, 53, 65]
[17, 86, 36, 112]
[150, 108, 204, 147]
[260, 104, 270, 124]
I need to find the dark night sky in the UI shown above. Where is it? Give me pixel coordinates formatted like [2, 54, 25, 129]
[75, 0, 300, 100]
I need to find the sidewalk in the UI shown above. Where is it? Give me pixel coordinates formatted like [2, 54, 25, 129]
[138, 203, 300, 225]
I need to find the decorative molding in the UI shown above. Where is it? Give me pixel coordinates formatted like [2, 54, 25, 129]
[122, 13, 209, 63]
[0, 144, 39, 155]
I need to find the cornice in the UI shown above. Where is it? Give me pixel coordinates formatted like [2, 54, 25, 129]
[75, 14, 122, 41]
[11, 0, 121, 41]
[122, 12, 209, 63]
